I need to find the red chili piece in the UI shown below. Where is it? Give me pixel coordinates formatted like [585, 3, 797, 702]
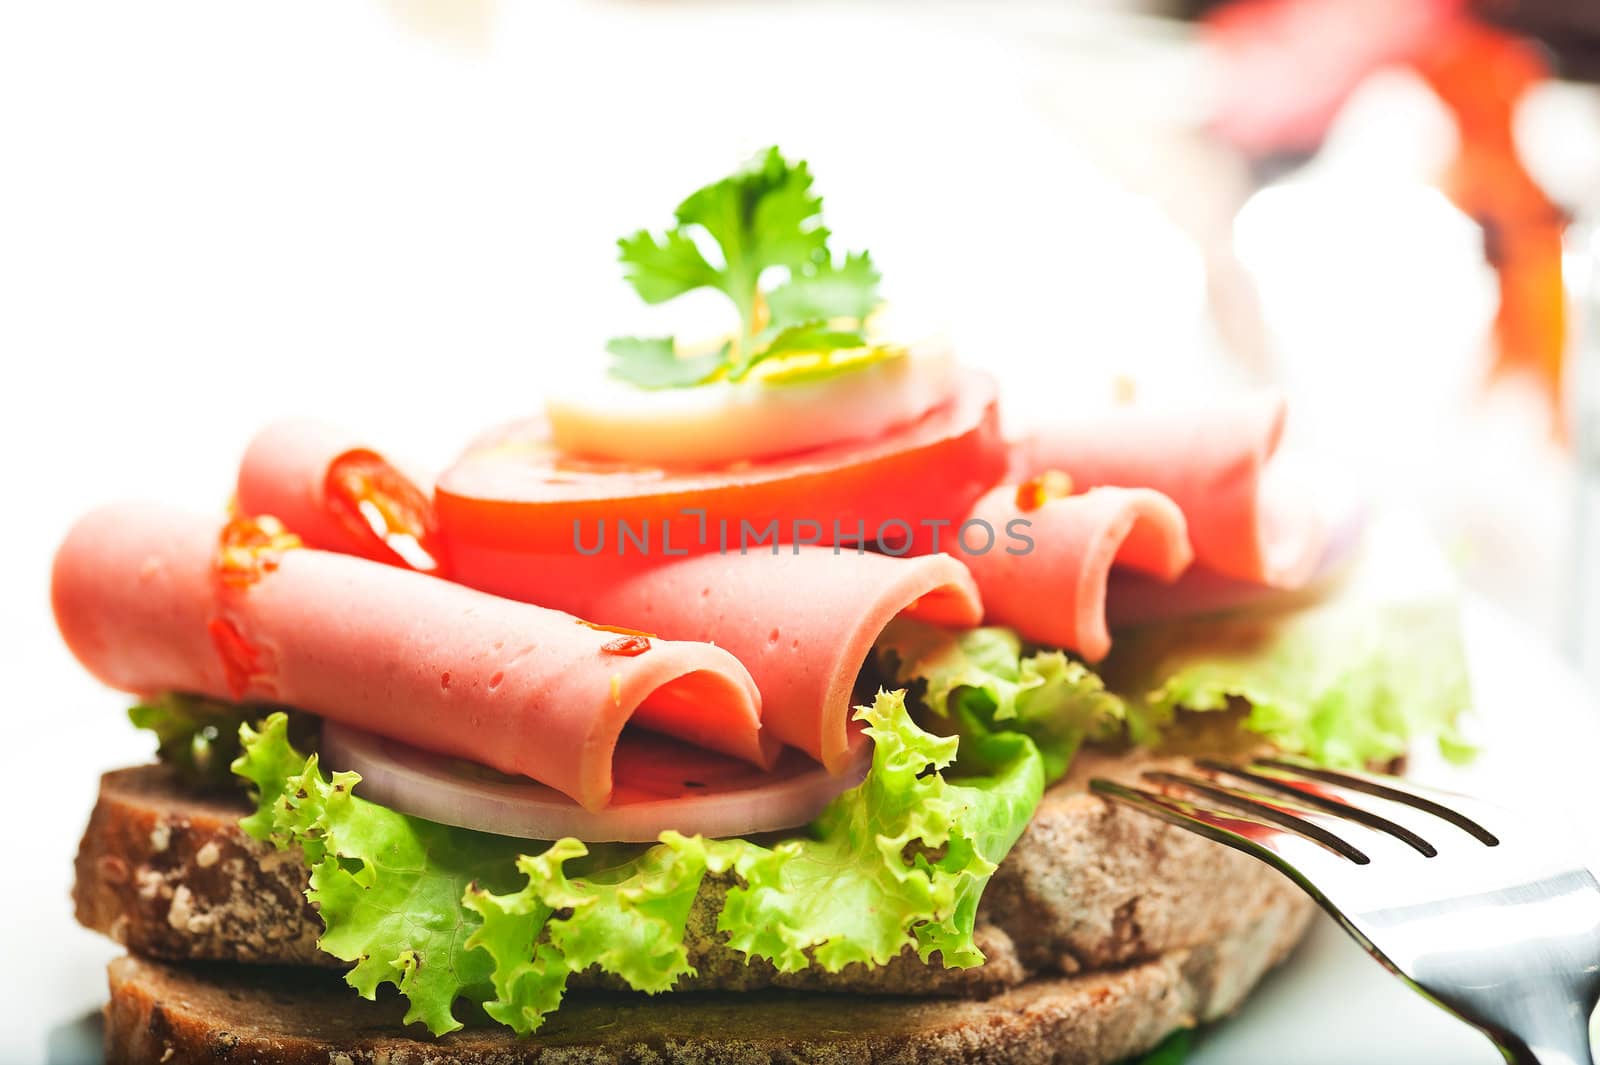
[1014, 469, 1075, 512]
[208, 616, 275, 699]
[600, 634, 651, 657]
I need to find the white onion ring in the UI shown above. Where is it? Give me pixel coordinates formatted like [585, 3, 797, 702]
[319, 724, 871, 842]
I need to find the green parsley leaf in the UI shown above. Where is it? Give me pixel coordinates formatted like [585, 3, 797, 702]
[766, 250, 883, 327]
[608, 147, 882, 386]
[617, 229, 720, 304]
[733, 322, 867, 380]
[605, 336, 728, 389]
[676, 147, 830, 307]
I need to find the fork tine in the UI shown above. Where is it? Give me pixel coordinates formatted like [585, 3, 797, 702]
[1194, 761, 1438, 857]
[1090, 777, 1370, 866]
[1143, 771, 1375, 863]
[1252, 757, 1500, 847]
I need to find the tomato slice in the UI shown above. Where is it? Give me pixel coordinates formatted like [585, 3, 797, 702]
[434, 369, 1006, 563]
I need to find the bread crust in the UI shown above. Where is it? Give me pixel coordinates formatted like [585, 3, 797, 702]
[73, 765, 327, 968]
[106, 886, 1312, 1065]
[77, 751, 1311, 996]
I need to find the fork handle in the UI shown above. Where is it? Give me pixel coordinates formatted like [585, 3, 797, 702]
[1505, 1045, 1592, 1065]
[1506, 1043, 1593, 1065]
[1497, 1014, 1595, 1065]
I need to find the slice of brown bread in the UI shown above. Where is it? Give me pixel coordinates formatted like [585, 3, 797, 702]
[107, 883, 1313, 1065]
[77, 747, 1310, 996]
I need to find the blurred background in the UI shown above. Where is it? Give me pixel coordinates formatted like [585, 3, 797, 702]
[5, 2, 1600, 1061]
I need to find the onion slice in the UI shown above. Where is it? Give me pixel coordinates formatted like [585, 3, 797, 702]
[320, 724, 872, 843]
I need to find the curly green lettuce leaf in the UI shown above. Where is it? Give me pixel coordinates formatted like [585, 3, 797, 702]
[876, 619, 1125, 781]
[1104, 597, 1471, 767]
[130, 694, 316, 790]
[233, 714, 527, 1035]
[1100, 524, 1474, 769]
[129, 694, 251, 789]
[1120, 1029, 1194, 1065]
[715, 690, 1045, 971]
[231, 692, 1044, 1038]
[461, 832, 732, 1035]
[610, 147, 882, 387]
[468, 692, 1043, 1031]
[883, 512, 1473, 772]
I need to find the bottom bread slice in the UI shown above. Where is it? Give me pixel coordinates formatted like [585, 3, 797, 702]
[106, 891, 1314, 1065]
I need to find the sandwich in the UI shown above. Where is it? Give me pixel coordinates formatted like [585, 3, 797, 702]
[56, 148, 1471, 1065]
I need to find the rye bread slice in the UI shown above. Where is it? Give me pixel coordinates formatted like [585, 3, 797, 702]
[77, 747, 1308, 996]
[106, 884, 1313, 1065]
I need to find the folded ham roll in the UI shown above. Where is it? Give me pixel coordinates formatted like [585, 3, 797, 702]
[1106, 494, 1367, 627]
[584, 551, 982, 773]
[955, 486, 1192, 661]
[1010, 392, 1325, 588]
[51, 503, 769, 811]
[234, 421, 985, 774]
[235, 419, 443, 573]
[446, 545, 983, 773]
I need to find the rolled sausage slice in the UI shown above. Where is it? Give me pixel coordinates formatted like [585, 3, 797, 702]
[51, 503, 770, 811]
[236, 419, 987, 775]
[235, 419, 444, 574]
[1105, 493, 1368, 627]
[1009, 392, 1324, 588]
[446, 546, 982, 774]
[956, 485, 1192, 662]
[581, 550, 982, 773]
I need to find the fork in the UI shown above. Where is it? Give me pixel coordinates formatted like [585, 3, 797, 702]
[1090, 758, 1600, 1065]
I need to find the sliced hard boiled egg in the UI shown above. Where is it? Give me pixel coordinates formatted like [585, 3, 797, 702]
[544, 341, 957, 468]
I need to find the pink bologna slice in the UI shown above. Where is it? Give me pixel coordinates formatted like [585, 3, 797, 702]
[50, 503, 770, 811]
[1009, 392, 1325, 588]
[448, 547, 983, 775]
[586, 550, 981, 774]
[320, 722, 873, 842]
[1106, 493, 1369, 627]
[955, 484, 1192, 662]
[232, 420, 986, 776]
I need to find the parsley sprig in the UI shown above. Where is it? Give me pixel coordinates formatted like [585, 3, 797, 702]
[607, 147, 883, 389]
